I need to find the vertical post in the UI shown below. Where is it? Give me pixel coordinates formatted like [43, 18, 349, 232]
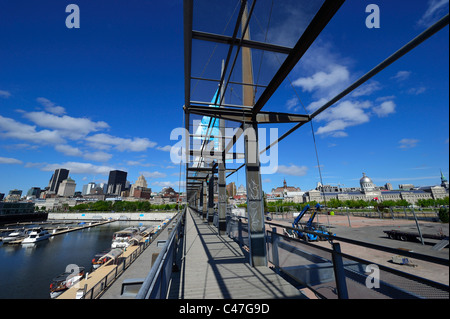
[244, 122, 267, 267]
[241, 0, 266, 267]
[218, 60, 227, 235]
[271, 227, 280, 274]
[331, 242, 349, 299]
[411, 207, 425, 245]
[199, 186, 204, 216]
[203, 180, 208, 220]
[207, 173, 214, 224]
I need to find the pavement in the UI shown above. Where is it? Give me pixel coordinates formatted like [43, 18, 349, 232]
[270, 213, 449, 285]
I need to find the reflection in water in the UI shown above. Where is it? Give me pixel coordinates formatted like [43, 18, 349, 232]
[0, 220, 158, 299]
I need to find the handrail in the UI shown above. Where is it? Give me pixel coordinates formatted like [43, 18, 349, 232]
[136, 207, 186, 299]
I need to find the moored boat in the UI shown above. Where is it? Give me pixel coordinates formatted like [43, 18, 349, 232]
[50, 266, 85, 298]
[91, 248, 123, 269]
[21, 227, 51, 244]
[111, 226, 147, 249]
[2, 228, 29, 243]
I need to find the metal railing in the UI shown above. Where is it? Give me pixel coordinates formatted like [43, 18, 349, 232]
[224, 214, 449, 299]
[135, 207, 185, 299]
[79, 218, 173, 299]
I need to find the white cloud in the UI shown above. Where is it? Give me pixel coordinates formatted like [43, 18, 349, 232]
[407, 87, 426, 95]
[373, 101, 396, 117]
[399, 138, 419, 149]
[156, 145, 172, 152]
[0, 90, 11, 98]
[275, 164, 308, 176]
[141, 171, 167, 179]
[83, 151, 113, 162]
[351, 81, 381, 97]
[36, 97, 66, 115]
[391, 71, 411, 82]
[23, 111, 109, 140]
[314, 100, 372, 136]
[0, 156, 23, 164]
[418, 0, 449, 27]
[41, 161, 116, 175]
[293, 65, 350, 93]
[151, 180, 185, 189]
[0, 115, 65, 144]
[55, 144, 83, 156]
[86, 133, 156, 152]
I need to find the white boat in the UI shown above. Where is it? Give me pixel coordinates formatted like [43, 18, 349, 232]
[111, 226, 146, 249]
[2, 229, 29, 243]
[21, 228, 51, 244]
[50, 266, 85, 298]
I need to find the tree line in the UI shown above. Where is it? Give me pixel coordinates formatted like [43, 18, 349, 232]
[67, 200, 183, 212]
[247, 196, 449, 212]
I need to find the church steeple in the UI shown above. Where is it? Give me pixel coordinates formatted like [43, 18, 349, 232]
[283, 178, 287, 188]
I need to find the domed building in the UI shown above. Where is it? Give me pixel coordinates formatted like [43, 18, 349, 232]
[302, 171, 448, 204]
[360, 172, 379, 197]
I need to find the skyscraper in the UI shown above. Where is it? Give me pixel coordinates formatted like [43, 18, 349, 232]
[107, 170, 127, 195]
[48, 168, 69, 194]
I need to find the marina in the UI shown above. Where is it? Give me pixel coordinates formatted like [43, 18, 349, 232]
[0, 218, 164, 299]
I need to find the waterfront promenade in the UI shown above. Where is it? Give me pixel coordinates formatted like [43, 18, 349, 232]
[166, 207, 306, 299]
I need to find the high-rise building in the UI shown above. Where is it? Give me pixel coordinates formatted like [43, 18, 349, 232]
[48, 168, 69, 194]
[107, 170, 127, 195]
[57, 177, 76, 197]
[82, 182, 96, 195]
[26, 187, 41, 198]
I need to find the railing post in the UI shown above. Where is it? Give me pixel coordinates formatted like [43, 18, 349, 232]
[271, 228, 280, 274]
[331, 242, 348, 299]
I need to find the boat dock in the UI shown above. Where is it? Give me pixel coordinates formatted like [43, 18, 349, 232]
[0, 220, 113, 244]
[57, 218, 172, 299]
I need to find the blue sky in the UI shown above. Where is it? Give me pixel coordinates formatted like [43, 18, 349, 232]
[0, 0, 448, 196]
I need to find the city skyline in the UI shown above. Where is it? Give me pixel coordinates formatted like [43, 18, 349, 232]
[0, 1, 449, 196]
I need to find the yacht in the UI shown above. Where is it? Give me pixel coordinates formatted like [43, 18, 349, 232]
[50, 267, 85, 298]
[2, 229, 29, 243]
[21, 228, 51, 244]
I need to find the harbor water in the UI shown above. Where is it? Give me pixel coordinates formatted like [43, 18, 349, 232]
[0, 220, 160, 299]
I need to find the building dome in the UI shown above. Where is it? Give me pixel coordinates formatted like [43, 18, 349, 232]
[360, 172, 375, 193]
[360, 173, 372, 184]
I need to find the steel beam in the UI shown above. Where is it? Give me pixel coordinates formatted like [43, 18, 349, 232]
[188, 105, 309, 123]
[252, 0, 345, 115]
[191, 30, 292, 54]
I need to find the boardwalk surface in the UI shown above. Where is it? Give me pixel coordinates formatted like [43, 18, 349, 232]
[167, 208, 306, 299]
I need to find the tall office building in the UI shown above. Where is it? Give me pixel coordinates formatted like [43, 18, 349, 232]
[107, 170, 127, 195]
[48, 168, 69, 194]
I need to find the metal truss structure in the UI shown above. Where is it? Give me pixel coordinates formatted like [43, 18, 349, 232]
[183, 0, 449, 267]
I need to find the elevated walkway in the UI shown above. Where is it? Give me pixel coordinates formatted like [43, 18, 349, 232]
[167, 207, 306, 299]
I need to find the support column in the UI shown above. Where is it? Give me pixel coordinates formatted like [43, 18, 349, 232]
[241, 1, 266, 267]
[207, 173, 215, 224]
[203, 180, 208, 220]
[199, 186, 204, 216]
[244, 121, 267, 267]
[218, 60, 227, 235]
